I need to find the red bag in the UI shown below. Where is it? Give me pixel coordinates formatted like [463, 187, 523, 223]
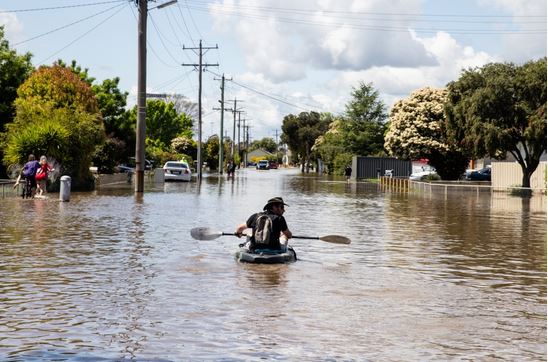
[35, 167, 47, 181]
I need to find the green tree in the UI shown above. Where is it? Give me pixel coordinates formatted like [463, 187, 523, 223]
[385, 87, 469, 179]
[204, 134, 220, 171]
[343, 81, 388, 156]
[91, 77, 134, 169]
[55, 60, 134, 170]
[313, 116, 352, 174]
[446, 58, 547, 187]
[3, 65, 104, 189]
[0, 27, 34, 177]
[129, 99, 193, 149]
[281, 111, 330, 172]
[249, 137, 277, 153]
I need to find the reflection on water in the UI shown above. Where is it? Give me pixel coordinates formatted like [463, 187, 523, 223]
[0, 168, 546, 361]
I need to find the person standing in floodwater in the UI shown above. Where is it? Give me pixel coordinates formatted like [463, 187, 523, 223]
[345, 165, 352, 182]
[35, 155, 54, 197]
[13, 154, 40, 198]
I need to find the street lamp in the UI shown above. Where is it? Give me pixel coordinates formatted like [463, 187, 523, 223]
[135, 0, 177, 193]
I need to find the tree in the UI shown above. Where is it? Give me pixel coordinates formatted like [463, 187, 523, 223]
[385, 87, 469, 179]
[0, 27, 34, 130]
[343, 82, 388, 156]
[204, 135, 220, 170]
[54, 60, 134, 170]
[91, 77, 134, 167]
[446, 58, 547, 187]
[0, 26, 34, 178]
[165, 94, 199, 121]
[3, 65, 104, 188]
[249, 137, 277, 153]
[129, 99, 193, 149]
[281, 111, 330, 172]
[313, 116, 353, 175]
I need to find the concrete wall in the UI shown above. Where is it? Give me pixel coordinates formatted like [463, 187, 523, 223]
[492, 161, 546, 190]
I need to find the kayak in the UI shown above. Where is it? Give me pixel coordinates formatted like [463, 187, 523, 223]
[235, 246, 297, 264]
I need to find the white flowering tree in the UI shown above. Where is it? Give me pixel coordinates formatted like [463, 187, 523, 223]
[384, 87, 469, 179]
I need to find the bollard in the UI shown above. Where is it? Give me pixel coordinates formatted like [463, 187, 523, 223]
[59, 175, 71, 202]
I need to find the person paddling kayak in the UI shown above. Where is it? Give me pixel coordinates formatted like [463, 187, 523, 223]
[235, 197, 293, 252]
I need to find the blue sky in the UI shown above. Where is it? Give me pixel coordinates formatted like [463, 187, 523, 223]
[1, 0, 546, 141]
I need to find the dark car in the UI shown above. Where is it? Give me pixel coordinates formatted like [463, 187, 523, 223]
[466, 167, 491, 181]
[116, 157, 153, 173]
[268, 161, 278, 169]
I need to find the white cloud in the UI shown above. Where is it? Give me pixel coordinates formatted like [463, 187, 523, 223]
[320, 30, 497, 111]
[209, 0, 436, 82]
[206, 0, 544, 140]
[476, 0, 546, 61]
[1, 12, 24, 44]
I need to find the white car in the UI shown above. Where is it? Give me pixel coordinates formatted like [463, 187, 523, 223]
[409, 169, 438, 181]
[163, 161, 191, 182]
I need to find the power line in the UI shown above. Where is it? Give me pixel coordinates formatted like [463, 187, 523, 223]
[187, 3, 546, 35]
[149, 13, 183, 64]
[206, 69, 323, 112]
[189, 0, 546, 19]
[36, 3, 128, 65]
[0, 1, 127, 13]
[13, 2, 127, 46]
[182, 0, 203, 40]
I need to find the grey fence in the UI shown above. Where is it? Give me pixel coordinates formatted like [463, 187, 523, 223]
[352, 156, 412, 179]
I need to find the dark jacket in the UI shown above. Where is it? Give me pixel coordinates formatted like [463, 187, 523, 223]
[246, 211, 288, 250]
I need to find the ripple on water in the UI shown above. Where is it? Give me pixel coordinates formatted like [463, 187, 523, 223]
[0, 170, 546, 360]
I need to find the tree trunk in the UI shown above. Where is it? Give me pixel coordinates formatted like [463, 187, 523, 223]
[521, 168, 532, 188]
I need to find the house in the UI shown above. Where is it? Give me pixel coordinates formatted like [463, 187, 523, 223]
[247, 148, 274, 163]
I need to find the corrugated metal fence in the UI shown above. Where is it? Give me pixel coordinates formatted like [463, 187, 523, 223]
[352, 156, 412, 179]
[492, 161, 546, 191]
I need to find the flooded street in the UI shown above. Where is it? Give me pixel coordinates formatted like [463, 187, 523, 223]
[1, 168, 546, 361]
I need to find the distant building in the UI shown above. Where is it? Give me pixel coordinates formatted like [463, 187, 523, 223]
[248, 148, 274, 162]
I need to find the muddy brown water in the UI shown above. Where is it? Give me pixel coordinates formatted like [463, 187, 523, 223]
[0, 168, 546, 361]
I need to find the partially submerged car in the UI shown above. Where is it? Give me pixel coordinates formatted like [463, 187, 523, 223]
[116, 157, 153, 173]
[465, 166, 491, 181]
[409, 168, 438, 181]
[163, 161, 192, 182]
[256, 160, 269, 170]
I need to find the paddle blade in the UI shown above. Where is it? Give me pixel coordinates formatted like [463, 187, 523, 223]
[190, 227, 222, 241]
[318, 235, 351, 244]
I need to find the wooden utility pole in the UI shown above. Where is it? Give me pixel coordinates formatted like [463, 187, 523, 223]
[226, 99, 243, 160]
[183, 40, 218, 179]
[135, 0, 147, 192]
[134, 0, 177, 192]
[213, 74, 232, 174]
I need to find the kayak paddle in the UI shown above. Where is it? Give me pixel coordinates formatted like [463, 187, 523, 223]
[291, 235, 351, 244]
[190, 227, 250, 241]
[190, 227, 350, 244]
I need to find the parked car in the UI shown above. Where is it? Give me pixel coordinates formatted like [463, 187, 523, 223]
[409, 169, 438, 181]
[116, 157, 153, 173]
[163, 161, 191, 182]
[465, 166, 491, 181]
[256, 160, 270, 170]
[268, 161, 278, 169]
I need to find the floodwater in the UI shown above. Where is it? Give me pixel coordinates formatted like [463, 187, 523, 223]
[0, 168, 546, 361]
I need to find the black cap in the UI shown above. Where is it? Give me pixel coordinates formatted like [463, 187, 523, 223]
[263, 197, 289, 210]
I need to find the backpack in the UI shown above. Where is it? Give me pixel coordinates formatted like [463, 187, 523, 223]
[253, 213, 273, 246]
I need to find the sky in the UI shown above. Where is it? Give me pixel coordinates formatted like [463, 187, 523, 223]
[1, 0, 546, 143]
